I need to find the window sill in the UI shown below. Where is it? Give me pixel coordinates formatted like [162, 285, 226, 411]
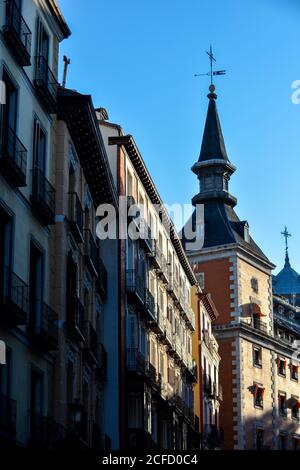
[254, 405, 264, 410]
[291, 378, 299, 383]
[254, 363, 262, 369]
[278, 373, 286, 378]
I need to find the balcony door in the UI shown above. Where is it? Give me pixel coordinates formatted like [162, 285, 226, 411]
[33, 119, 46, 173]
[36, 20, 49, 62]
[0, 208, 13, 303]
[1, 71, 17, 155]
[29, 242, 43, 332]
[30, 369, 43, 440]
[6, 0, 22, 35]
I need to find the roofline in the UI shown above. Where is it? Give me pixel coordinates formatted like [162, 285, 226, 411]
[108, 134, 198, 286]
[199, 292, 219, 321]
[47, 0, 71, 38]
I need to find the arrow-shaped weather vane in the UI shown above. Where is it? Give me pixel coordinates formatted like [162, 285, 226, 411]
[194, 45, 226, 85]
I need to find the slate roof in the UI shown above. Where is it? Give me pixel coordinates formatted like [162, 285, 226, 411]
[273, 258, 300, 295]
[183, 202, 271, 264]
[199, 93, 228, 162]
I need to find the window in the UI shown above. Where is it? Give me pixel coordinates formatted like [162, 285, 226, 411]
[291, 364, 299, 382]
[292, 399, 300, 420]
[0, 348, 12, 397]
[253, 347, 262, 367]
[36, 19, 49, 62]
[256, 428, 264, 450]
[277, 357, 286, 377]
[0, 207, 13, 288]
[278, 392, 287, 417]
[127, 171, 133, 197]
[29, 241, 44, 330]
[33, 119, 46, 172]
[251, 277, 259, 293]
[2, 70, 17, 133]
[253, 384, 264, 408]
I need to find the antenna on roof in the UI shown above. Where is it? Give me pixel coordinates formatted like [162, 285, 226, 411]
[62, 56, 71, 88]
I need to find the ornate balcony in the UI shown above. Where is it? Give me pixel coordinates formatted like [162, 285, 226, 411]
[29, 300, 58, 350]
[84, 230, 98, 277]
[67, 295, 85, 342]
[31, 168, 56, 225]
[1, 266, 29, 325]
[68, 192, 84, 243]
[149, 303, 164, 335]
[253, 316, 267, 333]
[83, 321, 99, 366]
[97, 257, 107, 301]
[0, 124, 27, 187]
[34, 56, 58, 114]
[0, 393, 16, 439]
[126, 348, 146, 376]
[144, 288, 156, 321]
[3, 0, 31, 66]
[126, 270, 145, 306]
[139, 219, 154, 254]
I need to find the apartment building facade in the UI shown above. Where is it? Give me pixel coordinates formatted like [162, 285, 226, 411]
[192, 287, 222, 449]
[99, 120, 200, 450]
[0, 0, 70, 448]
[48, 88, 119, 450]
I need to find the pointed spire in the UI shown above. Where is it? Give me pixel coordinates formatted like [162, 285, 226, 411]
[281, 226, 292, 268]
[198, 85, 228, 162]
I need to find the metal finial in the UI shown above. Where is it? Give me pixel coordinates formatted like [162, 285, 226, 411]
[194, 45, 226, 88]
[281, 226, 291, 267]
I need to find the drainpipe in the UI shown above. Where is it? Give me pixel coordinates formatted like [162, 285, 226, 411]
[0, 82, 6, 365]
[0, 340, 6, 365]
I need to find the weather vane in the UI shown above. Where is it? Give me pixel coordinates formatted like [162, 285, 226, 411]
[194, 45, 226, 85]
[281, 226, 291, 254]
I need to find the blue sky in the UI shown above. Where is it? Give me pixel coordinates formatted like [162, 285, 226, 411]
[58, 0, 300, 274]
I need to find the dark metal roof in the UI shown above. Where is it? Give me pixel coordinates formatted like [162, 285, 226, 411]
[183, 201, 273, 266]
[198, 93, 228, 162]
[57, 87, 118, 209]
[273, 264, 300, 295]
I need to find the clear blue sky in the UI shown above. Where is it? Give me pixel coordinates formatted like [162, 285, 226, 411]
[58, 0, 300, 274]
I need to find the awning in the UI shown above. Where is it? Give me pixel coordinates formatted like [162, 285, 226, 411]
[251, 302, 266, 317]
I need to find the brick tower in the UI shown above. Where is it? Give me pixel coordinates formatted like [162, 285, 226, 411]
[184, 85, 277, 449]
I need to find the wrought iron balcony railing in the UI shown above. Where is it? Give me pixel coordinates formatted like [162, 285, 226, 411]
[139, 219, 154, 254]
[97, 257, 108, 300]
[0, 393, 16, 438]
[34, 55, 58, 113]
[67, 295, 85, 342]
[3, 0, 32, 66]
[253, 317, 267, 333]
[83, 321, 99, 365]
[84, 230, 98, 277]
[1, 266, 29, 325]
[126, 348, 146, 375]
[29, 300, 58, 350]
[68, 192, 84, 243]
[0, 123, 27, 187]
[145, 288, 156, 321]
[126, 270, 145, 305]
[31, 168, 56, 225]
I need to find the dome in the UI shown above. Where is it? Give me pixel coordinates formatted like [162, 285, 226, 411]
[273, 262, 300, 295]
